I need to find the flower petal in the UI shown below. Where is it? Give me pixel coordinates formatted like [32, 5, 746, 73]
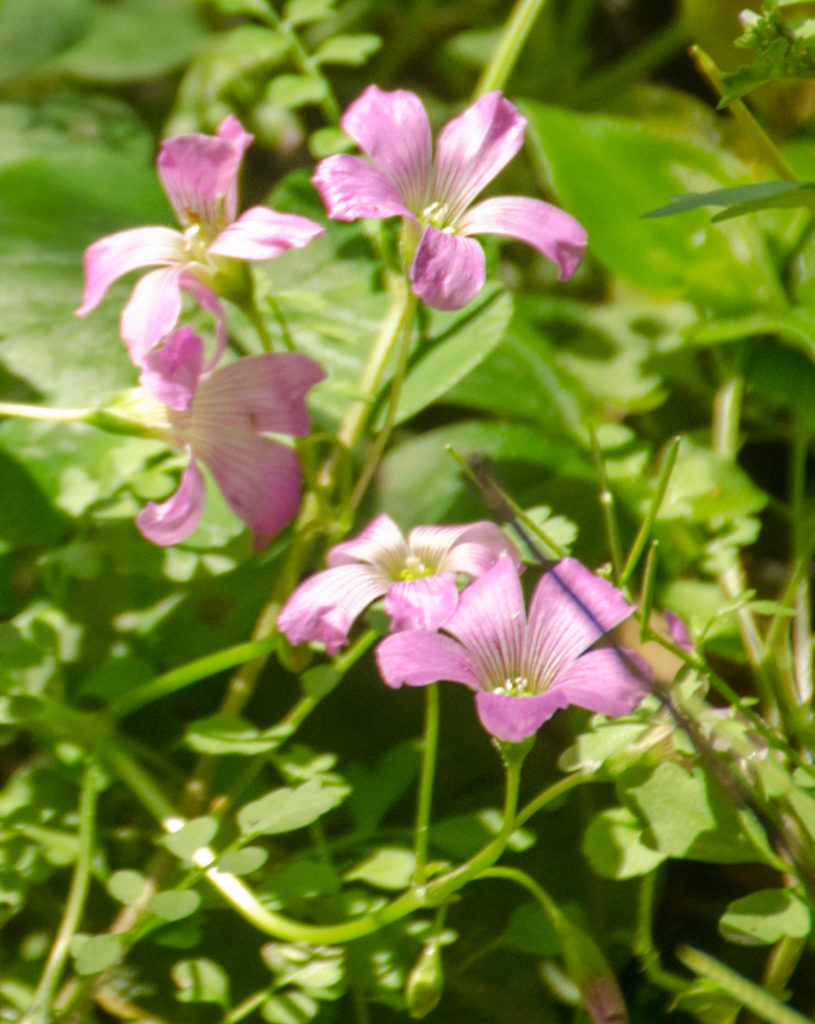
[376, 631, 480, 689]
[410, 226, 485, 310]
[192, 351, 325, 435]
[158, 121, 252, 230]
[139, 325, 203, 410]
[341, 85, 432, 212]
[278, 564, 389, 655]
[459, 196, 587, 281]
[525, 559, 635, 686]
[312, 155, 414, 221]
[443, 556, 526, 688]
[327, 514, 409, 575]
[474, 691, 561, 743]
[75, 226, 184, 317]
[137, 460, 205, 546]
[408, 521, 520, 577]
[432, 92, 526, 222]
[121, 264, 187, 365]
[208, 206, 325, 260]
[216, 115, 254, 223]
[541, 647, 651, 716]
[384, 573, 459, 632]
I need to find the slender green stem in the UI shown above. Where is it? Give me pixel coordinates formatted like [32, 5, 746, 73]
[638, 541, 659, 645]
[0, 402, 93, 423]
[223, 990, 269, 1024]
[24, 762, 103, 1024]
[759, 935, 807, 1006]
[243, 298, 275, 352]
[676, 946, 812, 1024]
[589, 429, 623, 583]
[633, 870, 687, 992]
[513, 769, 592, 830]
[476, 0, 550, 96]
[620, 436, 679, 588]
[413, 685, 440, 886]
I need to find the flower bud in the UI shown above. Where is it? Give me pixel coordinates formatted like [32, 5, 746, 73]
[405, 941, 443, 1019]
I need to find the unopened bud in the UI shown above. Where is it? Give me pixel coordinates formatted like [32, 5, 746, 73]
[405, 941, 443, 1019]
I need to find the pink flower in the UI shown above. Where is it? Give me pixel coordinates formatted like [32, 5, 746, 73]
[377, 556, 650, 744]
[76, 116, 325, 366]
[312, 86, 587, 311]
[277, 513, 521, 654]
[135, 326, 324, 546]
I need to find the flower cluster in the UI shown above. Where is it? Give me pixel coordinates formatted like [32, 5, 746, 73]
[278, 515, 650, 743]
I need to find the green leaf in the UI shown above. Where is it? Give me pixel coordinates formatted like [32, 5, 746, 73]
[627, 762, 716, 857]
[0, 0, 91, 85]
[266, 74, 327, 109]
[501, 902, 561, 956]
[149, 889, 201, 922]
[283, 0, 336, 27]
[262, 991, 318, 1024]
[643, 180, 815, 220]
[72, 933, 124, 975]
[583, 806, 666, 878]
[217, 845, 268, 875]
[719, 889, 811, 946]
[312, 33, 381, 66]
[308, 126, 353, 158]
[658, 440, 767, 523]
[107, 869, 147, 906]
[237, 778, 349, 837]
[163, 817, 219, 860]
[344, 848, 416, 890]
[185, 713, 288, 755]
[172, 957, 230, 1005]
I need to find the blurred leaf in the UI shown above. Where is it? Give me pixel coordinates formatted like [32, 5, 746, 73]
[644, 180, 813, 220]
[345, 848, 416, 890]
[0, 0, 91, 85]
[149, 889, 201, 922]
[217, 846, 268, 875]
[185, 713, 288, 755]
[237, 778, 349, 836]
[658, 440, 767, 523]
[262, 991, 317, 1024]
[719, 889, 811, 945]
[583, 807, 666, 879]
[312, 34, 381, 67]
[172, 956, 230, 1005]
[107, 869, 147, 906]
[283, 0, 336, 27]
[267, 74, 327, 109]
[71, 933, 124, 975]
[346, 740, 419, 835]
[501, 902, 561, 957]
[308, 126, 353, 158]
[163, 817, 218, 860]
[432, 808, 534, 859]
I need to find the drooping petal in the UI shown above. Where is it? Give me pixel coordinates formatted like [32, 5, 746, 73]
[191, 351, 325, 435]
[341, 86, 433, 212]
[442, 556, 526, 688]
[525, 559, 635, 687]
[121, 264, 188, 365]
[208, 206, 325, 261]
[327, 514, 410, 576]
[216, 115, 255, 223]
[541, 647, 651, 716]
[410, 226, 485, 311]
[474, 691, 563, 744]
[139, 326, 203, 410]
[459, 196, 587, 281]
[376, 631, 480, 690]
[158, 123, 252, 231]
[664, 610, 693, 652]
[278, 563, 390, 655]
[137, 460, 205, 546]
[75, 226, 185, 317]
[432, 92, 526, 222]
[408, 521, 520, 578]
[384, 572, 459, 632]
[312, 155, 414, 222]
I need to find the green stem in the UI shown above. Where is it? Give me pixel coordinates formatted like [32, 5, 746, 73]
[589, 429, 623, 584]
[0, 402, 93, 423]
[620, 437, 679, 589]
[633, 870, 687, 992]
[476, 0, 550, 96]
[790, 429, 812, 705]
[759, 934, 807, 1007]
[413, 685, 440, 886]
[23, 762, 103, 1024]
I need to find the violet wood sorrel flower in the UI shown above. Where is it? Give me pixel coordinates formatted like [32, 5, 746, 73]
[76, 116, 325, 365]
[312, 86, 587, 310]
[133, 325, 324, 546]
[377, 556, 651, 744]
[277, 513, 521, 654]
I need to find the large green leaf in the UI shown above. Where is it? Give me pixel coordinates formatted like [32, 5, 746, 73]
[0, 0, 91, 85]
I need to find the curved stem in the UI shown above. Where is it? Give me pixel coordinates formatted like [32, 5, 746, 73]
[476, 0, 550, 96]
[0, 402, 93, 423]
[413, 685, 440, 886]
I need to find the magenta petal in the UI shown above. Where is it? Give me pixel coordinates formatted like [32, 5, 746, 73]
[158, 127, 250, 231]
[75, 226, 184, 317]
[410, 226, 485, 310]
[327, 514, 409, 573]
[139, 326, 203, 410]
[409, 521, 520, 577]
[192, 351, 325, 436]
[474, 691, 561, 743]
[459, 196, 587, 281]
[277, 564, 389, 654]
[544, 647, 651, 716]
[121, 264, 187, 365]
[312, 155, 414, 221]
[341, 86, 432, 212]
[384, 573, 459, 632]
[208, 207, 324, 261]
[433, 92, 526, 221]
[525, 559, 635, 684]
[216, 115, 254, 223]
[137, 460, 205, 546]
[376, 631, 479, 690]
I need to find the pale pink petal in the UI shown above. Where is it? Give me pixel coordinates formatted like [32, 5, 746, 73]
[75, 226, 184, 317]
[180, 274, 228, 369]
[216, 115, 254, 223]
[376, 631, 480, 690]
[121, 264, 188, 365]
[525, 560, 635, 686]
[327, 514, 410, 575]
[432, 92, 526, 222]
[208, 207, 325, 261]
[278, 564, 389, 654]
[474, 691, 562, 743]
[408, 521, 520, 578]
[443, 557, 526, 687]
[139, 326, 203, 410]
[384, 573, 459, 632]
[312, 155, 414, 221]
[136, 460, 205, 546]
[543, 647, 651, 716]
[192, 352, 325, 435]
[410, 226, 485, 311]
[664, 610, 693, 652]
[341, 86, 432, 212]
[459, 196, 587, 281]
